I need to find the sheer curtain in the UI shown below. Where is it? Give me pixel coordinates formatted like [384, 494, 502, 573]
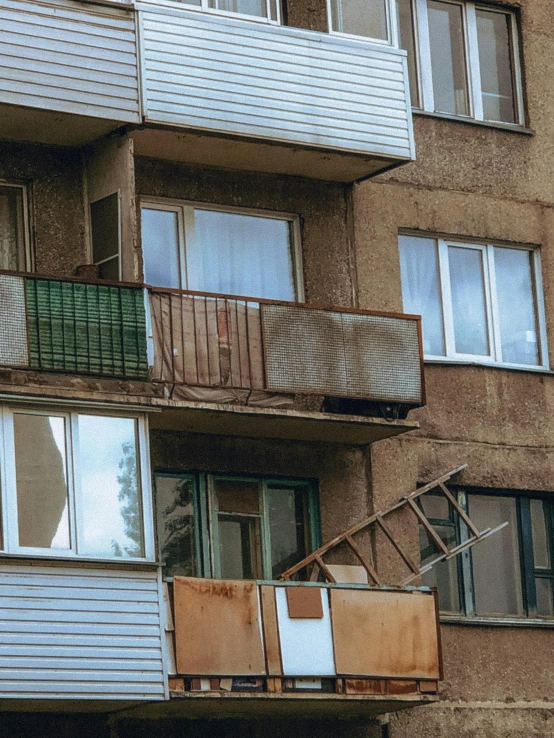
[330, 0, 387, 39]
[448, 246, 489, 356]
[399, 235, 445, 356]
[188, 210, 296, 301]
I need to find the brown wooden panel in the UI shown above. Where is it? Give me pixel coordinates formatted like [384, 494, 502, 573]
[173, 577, 266, 676]
[330, 589, 440, 680]
[345, 679, 386, 695]
[386, 680, 418, 695]
[182, 296, 199, 385]
[246, 304, 265, 389]
[260, 586, 282, 677]
[286, 586, 324, 619]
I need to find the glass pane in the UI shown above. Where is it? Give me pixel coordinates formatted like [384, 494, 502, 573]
[420, 524, 460, 612]
[156, 476, 197, 577]
[141, 208, 182, 289]
[397, 0, 420, 107]
[218, 515, 262, 579]
[535, 578, 554, 617]
[14, 414, 70, 549]
[98, 257, 119, 281]
[215, 479, 261, 514]
[476, 10, 516, 123]
[420, 493, 450, 521]
[0, 185, 25, 271]
[188, 210, 296, 301]
[208, 0, 267, 17]
[494, 247, 539, 366]
[428, 0, 469, 116]
[448, 246, 490, 356]
[330, 0, 388, 40]
[530, 499, 550, 569]
[399, 235, 445, 356]
[267, 486, 309, 579]
[79, 415, 144, 558]
[469, 495, 523, 616]
[91, 193, 119, 264]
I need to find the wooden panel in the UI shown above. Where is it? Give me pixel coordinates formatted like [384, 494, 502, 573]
[330, 589, 440, 680]
[0, 565, 166, 700]
[139, 6, 413, 161]
[0, 0, 139, 122]
[260, 586, 282, 676]
[286, 587, 324, 619]
[173, 577, 266, 676]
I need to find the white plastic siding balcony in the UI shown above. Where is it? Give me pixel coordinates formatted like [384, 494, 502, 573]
[0, 0, 140, 145]
[136, 6, 415, 180]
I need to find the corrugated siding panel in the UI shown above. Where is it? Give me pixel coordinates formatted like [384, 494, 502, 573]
[139, 7, 413, 159]
[0, 565, 166, 700]
[26, 279, 148, 379]
[0, 0, 140, 122]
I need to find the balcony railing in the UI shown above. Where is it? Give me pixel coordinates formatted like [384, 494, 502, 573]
[0, 273, 148, 380]
[148, 288, 425, 410]
[165, 577, 440, 716]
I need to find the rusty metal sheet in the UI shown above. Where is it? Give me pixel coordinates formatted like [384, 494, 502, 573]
[286, 587, 324, 619]
[330, 589, 440, 680]
[173, 577, 266, 676]
[260, 586, 282, 676]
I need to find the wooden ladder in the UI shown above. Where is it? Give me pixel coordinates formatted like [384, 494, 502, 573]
[280, 464, 508, 587]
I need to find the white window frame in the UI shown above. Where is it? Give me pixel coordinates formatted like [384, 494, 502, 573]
[140, 0, 281, 25]
[402, 0, 524, 126]
[401, 233, 549, 370]
[0, 405, 155, 561]
[0, 180, 33, 273]
[140, 198, 305, 302]
[327, 0, 399, 47]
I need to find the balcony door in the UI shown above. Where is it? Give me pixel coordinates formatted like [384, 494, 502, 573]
[140, 201, 303, 302]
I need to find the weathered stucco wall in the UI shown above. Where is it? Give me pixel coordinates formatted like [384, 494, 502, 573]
[0, 141, 87, 276]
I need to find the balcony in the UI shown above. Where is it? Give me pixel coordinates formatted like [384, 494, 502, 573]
[132, 4, 415, 181]
[0, 0, 140, 146]
[147, 288, 424, 443]
[154, 577, 440, 719]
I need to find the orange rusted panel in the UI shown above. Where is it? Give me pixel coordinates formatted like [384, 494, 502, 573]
[285, 586, 324, 619]
[330, 589, 440, 680]
[173, 577, 266, 676]
[386, 680, 418, 694]
[345, 679, 386, 695]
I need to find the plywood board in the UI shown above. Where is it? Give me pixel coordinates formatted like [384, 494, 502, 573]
[330, 589, 440, 680]
[173, 577, 266, 676]
[286, 586, 324, 619]
[260, 586, 282, 676]
[275, 587, 335, 677]
[326, 565, 369, 585]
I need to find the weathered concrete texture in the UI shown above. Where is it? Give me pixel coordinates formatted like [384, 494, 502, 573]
[150, 430, 371, 547]
[285, 0, 328, 32]
[0, 713, 109, 738]
[134, 157, 355, 308]
[0, 141, 87, 277]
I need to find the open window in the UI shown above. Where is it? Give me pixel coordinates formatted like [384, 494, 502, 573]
[0, 182, 31, 272]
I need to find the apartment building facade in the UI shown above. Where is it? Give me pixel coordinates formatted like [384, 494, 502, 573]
[0, 0, 550, 736]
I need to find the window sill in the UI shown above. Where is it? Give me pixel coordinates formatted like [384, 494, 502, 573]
[412, 109, 534, 136]
[0, 552, 161, 570]
[440, 614, 554, 629]
[424, 358, 554, 375]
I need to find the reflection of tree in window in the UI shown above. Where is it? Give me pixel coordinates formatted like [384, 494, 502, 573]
[157, 477, 196, 577]
[112, 441, 141, 558]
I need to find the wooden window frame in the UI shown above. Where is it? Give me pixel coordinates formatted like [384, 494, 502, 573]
[154, 471, 320, 580]
[140, 198, 305, 302]
[0, 405, 155, 562]
[399, 232, 549, 370]
[400, 0, 525, 126]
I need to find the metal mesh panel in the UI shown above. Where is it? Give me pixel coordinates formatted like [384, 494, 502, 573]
[261, 304, 423, 404]
[26, 278, 148, 379]
[0, 275, 29, 367]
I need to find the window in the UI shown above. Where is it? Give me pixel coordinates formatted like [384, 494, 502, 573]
[328, 0, 395, 43]
[141, 201, 302, 301]
[397, 0, 524, 126]
[154, 472, 319, 579]
[0, 182, 30, 272]
[90, 193, 120, 281]
[157, 0, 280, 22]
[421, 490, 554, 620]
[0, 407, 153, 560]
[399, 234, 548, 369]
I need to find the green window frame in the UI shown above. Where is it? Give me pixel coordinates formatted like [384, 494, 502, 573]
[154, 471, 320, 580]
[420, 489, 554, 621]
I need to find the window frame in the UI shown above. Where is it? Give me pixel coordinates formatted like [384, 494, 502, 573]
[140, 0, 282, 25]
[402, 0, 525, 127]
[89, 191, 122, 282]
[154, 470, 320, 580]
[399, 232, 549, 371]
[140, 198, 305, 302]
[426, 489, 554, 624]
[0, 404, 155, 562]
[327, 0, 400, 46]
[0, 179, 33, 273]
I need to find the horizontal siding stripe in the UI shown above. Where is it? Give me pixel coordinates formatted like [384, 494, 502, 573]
[1, 0, 135, 26]
[0, 683, 165, 696]
[0, 585, 159, 601]
[0, 35, 137, 68]
[0, 658, 163, 671]
[0, 81, 139, 115]
[0, 573, 159, 590]
[140, 8, 412, 158]
[0, 622, 162, 637]
[0, 636, 163, 649]
[0, 65, 138, 99]
[0, 40, 137, 74]
[0, 598, 159, 613]
[0, 18, 137, 54]
[0, 6, 136, 36]
[0, 670, 163, 682]
[0, 56, 138, 90]
[0, 646, 163, 659]
[0, 609, 161, 624]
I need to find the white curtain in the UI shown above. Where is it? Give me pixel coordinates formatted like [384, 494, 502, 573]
[448, 246, 489, 356]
